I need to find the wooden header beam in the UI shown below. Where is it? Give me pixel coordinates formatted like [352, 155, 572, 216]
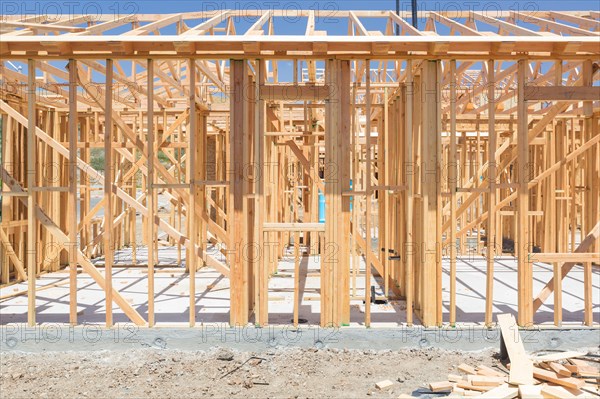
[2, 35, 599, 58]
[524, 85, 600, 101]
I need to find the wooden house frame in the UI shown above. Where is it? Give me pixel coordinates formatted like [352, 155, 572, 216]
[0, 9, 598, 327]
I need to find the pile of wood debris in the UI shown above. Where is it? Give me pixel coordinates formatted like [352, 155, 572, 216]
[394, 314, 599, 398]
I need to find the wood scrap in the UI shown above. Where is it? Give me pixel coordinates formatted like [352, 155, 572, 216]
[497, 313, 535, 385]
[458, 363, 478, 375]
[477, 383, 519, 398]
[428, 381, 453, 392]
[456, 380, 495, 392]
[532, 351, 587, 363]
[532, 366, 585, 389]
[469, 375, 506, 386]
[568, 358, 600, 377]
[424, 348, 599, 399]
[540, 384, 577, 398]
[548, 361, 572, 377]
[477, 364, 507, 377]
[518, 384, 543, 399]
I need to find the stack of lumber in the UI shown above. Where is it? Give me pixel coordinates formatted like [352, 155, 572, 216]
[400, 355, 600, 398]
[421, 357, 598, 398]
[397, 314, 599, 398]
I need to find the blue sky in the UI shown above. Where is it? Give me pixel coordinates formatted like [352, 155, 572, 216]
[4, 0, 598, 37]
[4, 1, 598, 36]
[4, 1, 599, 16]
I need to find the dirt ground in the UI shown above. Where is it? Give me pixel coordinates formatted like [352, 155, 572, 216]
[0, 347, 500, 398]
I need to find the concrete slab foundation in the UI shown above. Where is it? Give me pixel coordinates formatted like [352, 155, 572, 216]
[1, 247, 598, 328]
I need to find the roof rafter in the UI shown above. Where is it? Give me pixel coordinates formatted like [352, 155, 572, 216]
[181, 10, 230, 36]
[122, 14, 182, 36]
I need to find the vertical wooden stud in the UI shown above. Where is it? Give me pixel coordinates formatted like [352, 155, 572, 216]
[449, 60, 457, 326]
[293, 231, 300, 326]
[104, 59, 114, 327]
[485, 59, 496, 326]
[419, 60, 440, 327]
[404, 60, 414, 326]
[188, 58, 197, 327]
[583, 262, 592, 326]
[146, 59, 155, 327]
[365, 60, 372, 327]
[229, 59, 249, 326]
[553, 262, 562, 326]
[517, 59, 532, 326]
[27, 59, 37, 327]
[68, 59, 78, 325]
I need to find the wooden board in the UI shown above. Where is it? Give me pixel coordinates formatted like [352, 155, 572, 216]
[518, 384, 543, 399]
[429, 381, 453, 392]
[540, 385, 578, 398]
[478, 384, 519, 398]
[497, 313, 534, 385]
[532, 367, 585, 389]
[548, 362, 572, 377]
[524, 86, 600, 101]
[470, 375, 505, 386]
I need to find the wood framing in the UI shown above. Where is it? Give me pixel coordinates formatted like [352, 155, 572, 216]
[1, 9, 598, 328]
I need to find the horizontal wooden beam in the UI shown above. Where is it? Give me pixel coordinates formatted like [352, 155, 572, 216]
[1, 10, 591, 22]
[3, 35, 599, 58]
[259, 84, 331, 101]
[530, 253, 600, 263]
[524, 85, 600, 101]
[263, 223, 325, 232]
[0, 21, 86, 32]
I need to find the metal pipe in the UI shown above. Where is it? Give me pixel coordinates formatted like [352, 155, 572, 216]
[412, 0, 418, 29]
[395, 0, 400, 35]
